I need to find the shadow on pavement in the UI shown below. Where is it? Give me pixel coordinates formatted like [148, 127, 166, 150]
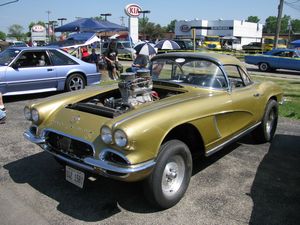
[3, 152, 158, 221]
[249, 134, 300, 225]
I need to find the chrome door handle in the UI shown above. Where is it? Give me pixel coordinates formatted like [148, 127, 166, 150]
[253, 93, 260, 97]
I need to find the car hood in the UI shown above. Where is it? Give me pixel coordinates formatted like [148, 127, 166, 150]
[36, 85, 218, 143]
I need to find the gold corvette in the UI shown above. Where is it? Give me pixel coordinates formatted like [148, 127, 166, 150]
[24, 52, 283, 209]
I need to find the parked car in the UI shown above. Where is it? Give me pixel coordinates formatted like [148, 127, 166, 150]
[173, 39, 194, 50]
[245, 48, 300, 72]
[23, 52, 282, 209]
[242, 42, 262, 53]
[8, 41, 29, 47]
[101, 40, 135, 60]
[0, 47, 100, 96]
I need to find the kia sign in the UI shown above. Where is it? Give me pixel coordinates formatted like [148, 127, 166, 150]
[31, 25, 45, 32]
[124, 4, 142, 17]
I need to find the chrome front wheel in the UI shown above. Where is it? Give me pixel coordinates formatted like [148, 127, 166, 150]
[144, 139, 192, 209]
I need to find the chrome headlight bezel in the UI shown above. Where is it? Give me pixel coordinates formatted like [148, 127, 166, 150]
[24, 107, 32, 120]
[31, 109, 39, 122]
[100, 126, 113, 144]
[114, 129, 128, 147]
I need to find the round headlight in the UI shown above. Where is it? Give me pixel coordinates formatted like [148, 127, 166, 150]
[114, 130, 128, 147]
[24, 107, 31, 120]
[101, 126, 112, 144]
[31, 109, 39, 122]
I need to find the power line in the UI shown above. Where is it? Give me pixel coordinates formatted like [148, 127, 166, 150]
[0, 0, 19, 7]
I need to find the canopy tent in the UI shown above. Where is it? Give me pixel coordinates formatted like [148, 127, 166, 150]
[55, 18, 128, 32]
[291, 39, 300, 48]
[48, 32, 100, 48]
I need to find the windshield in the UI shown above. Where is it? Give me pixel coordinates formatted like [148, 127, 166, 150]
[205, 37, 220, 42]
[0, 48, 20, 66]
[151, 58, 228, 89]
[122, 42, 132, 48]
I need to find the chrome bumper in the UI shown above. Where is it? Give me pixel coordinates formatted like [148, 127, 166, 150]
[23, 129, 156, 178]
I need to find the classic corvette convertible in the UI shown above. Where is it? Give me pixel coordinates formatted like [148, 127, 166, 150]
[245, 48, 300, 72]
[24, 52, 283, 209]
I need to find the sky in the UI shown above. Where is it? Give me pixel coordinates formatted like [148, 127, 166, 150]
[0, 0, 299, 33]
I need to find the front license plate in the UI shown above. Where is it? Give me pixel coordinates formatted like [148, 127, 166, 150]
[66, 165, 85, 188]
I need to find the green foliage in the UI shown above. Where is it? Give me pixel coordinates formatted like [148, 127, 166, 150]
[0, 31, 6, 40]
[246, 16, 260, 23]
[291, 19, 300, 33]
[166, 20, 177, 32]
[263, 15, 291, 34]
[8, 24, 25, 40]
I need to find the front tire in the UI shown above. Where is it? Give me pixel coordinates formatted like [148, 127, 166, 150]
[253, 99, 278, 143]
[65, 73, 85, 91]
[259, 62, 270, 72]
[144, 140, 192, 209]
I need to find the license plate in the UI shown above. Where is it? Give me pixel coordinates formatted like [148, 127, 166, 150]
[65, 166, 85, 188]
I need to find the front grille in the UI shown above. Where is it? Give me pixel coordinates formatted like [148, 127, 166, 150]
[45, 131, 93, 160]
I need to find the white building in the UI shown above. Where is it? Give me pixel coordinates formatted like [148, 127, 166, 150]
[175, 19, 263, 49]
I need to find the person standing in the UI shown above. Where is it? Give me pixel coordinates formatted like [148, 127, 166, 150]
[103, 42, 119, 80]
[0, 92, 6, 124]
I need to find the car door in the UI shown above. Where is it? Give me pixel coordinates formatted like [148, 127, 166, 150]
[222, 65, 261, 134]
[275, 50, 298, 70]
[5, 50, 57, 94]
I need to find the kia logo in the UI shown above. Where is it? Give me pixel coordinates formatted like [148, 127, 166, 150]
[180, 25, 190, 32]
[125, 4, 142, 17]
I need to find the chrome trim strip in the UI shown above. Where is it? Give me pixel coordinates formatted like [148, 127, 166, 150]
[99, 148, 131, 164]
[84, 157, 156, 174]
[4, 88, 57, 96]
[24, 128, 155, 175]
[205, 122, 261, 157]
[23, 129, 46, 144]
[213, 116, 222, 138]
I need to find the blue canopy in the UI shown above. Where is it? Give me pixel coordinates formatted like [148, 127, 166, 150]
[291, 39, 300, 48]
[55, 18, 128, 32]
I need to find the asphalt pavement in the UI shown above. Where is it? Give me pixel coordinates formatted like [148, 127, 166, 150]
[0, 70, 300, 225]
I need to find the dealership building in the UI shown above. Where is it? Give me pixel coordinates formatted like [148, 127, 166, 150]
[175, 19, 263, 49]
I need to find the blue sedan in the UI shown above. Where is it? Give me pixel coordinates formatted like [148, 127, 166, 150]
[245, 49, 300, 72]
[0, 47, 100, 96]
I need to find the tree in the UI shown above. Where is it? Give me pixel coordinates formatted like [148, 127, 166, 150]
[139, 17, 165, 40]
[246, 16, 260, 23]
[264, 15, 291, 34]
[165, 20, 177, 32]
[8, 24, 25, 40]
[291, 19, 300, 33]
[0, 31, 6, 40]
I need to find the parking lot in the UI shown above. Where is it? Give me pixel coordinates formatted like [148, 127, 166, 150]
[0, 68, 300, 225]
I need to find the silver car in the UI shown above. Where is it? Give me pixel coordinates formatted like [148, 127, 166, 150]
[0, 47, 101, 96]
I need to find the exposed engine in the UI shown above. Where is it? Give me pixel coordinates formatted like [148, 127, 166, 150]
[103, 69, 158, 111]
[67, 69, 184, 118]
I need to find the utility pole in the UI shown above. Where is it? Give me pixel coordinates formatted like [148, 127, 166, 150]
[274, 0, 284, 49]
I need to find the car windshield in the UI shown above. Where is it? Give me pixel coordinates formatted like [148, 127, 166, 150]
[0, 48, 20, 66]
[151, 58, 228, 89]
[205, 37, 220, 42]
[122, 42, 132, 48]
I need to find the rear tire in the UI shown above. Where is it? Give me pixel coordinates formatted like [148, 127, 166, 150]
[144, 140, 192, 209]
[259, 62, 270, 72]
[65, 73, 85, 92]
[253, 99, 278, 143]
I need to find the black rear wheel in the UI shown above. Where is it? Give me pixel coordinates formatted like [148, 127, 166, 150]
[253, 99, 278, 143]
